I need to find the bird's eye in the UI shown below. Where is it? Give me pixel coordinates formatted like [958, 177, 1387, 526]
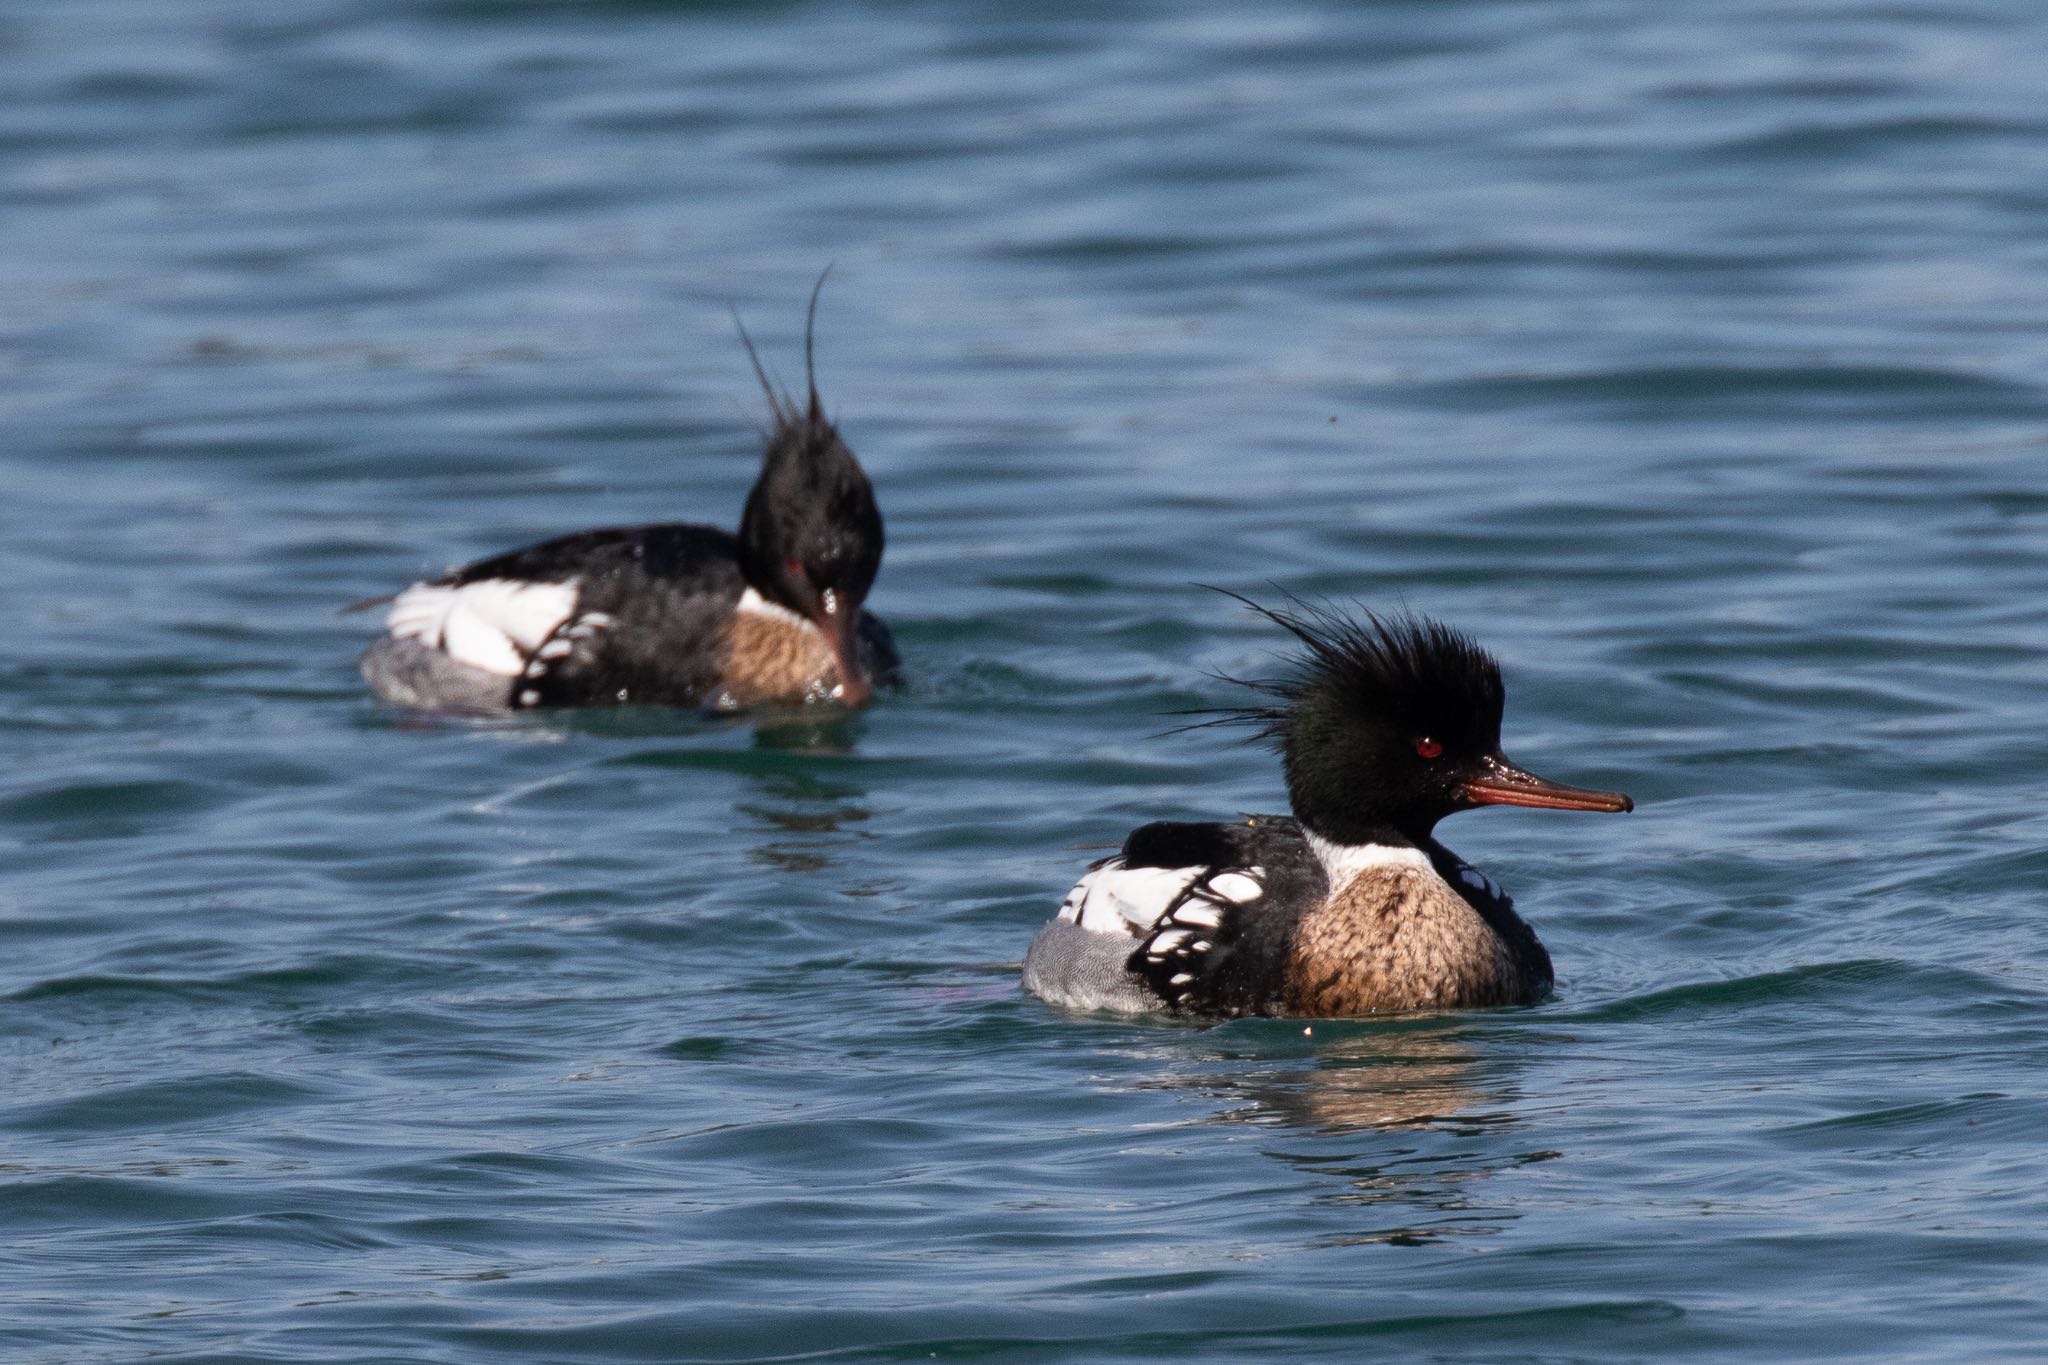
[783, 556, 804, 580]
[1414, 737, 1444, 759]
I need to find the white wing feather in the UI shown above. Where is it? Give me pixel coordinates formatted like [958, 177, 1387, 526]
[385, 579, 580, 678]
[1056, 859, 1201, 935]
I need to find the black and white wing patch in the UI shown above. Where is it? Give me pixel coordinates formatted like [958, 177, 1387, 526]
[386, 579, 579, 681]
[508, 608, 618, 708]
[386, 578, 639, 709]
[1123, 867, 1267, 1013]
[1047, 857, 1267, 1012]
[1054, 857, 1205, 938]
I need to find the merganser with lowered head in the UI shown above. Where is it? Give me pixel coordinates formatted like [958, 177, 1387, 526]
[1024, 596, 1632, 1018]
[356, 289, 896, 713]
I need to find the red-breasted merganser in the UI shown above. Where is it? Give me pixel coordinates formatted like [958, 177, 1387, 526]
[356, 299, 896, 713]
[1024, 597, 1632, 1017]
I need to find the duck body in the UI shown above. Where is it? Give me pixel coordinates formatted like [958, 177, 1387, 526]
[360, 522, 898, 712]
[358, 300, 895, 714]
[1025, 599, 1627, 1020]
[1024, 815, 1548, 1017]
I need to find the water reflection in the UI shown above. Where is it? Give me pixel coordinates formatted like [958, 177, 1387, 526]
[749, 707, 866, 756]
[1162, 1022, 1553, 1247]
[449, 700, 879, 873]
[412, 698, 871, 753]
[736, 769, 873, 874]
[1227, 1027, 1501, 1134]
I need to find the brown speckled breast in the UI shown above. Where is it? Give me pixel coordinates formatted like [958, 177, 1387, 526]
[715, 611, 840, 708]
[1283, 866, 1536, 1015]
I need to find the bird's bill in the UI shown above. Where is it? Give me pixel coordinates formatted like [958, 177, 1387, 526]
[818, 596, 872, 708]
[1463, 754, 1633, 813]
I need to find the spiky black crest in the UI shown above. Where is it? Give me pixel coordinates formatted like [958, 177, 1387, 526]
[1197, 590, 1505, 753]
[732, 265, 835, 435]
[1177, 591, 1509, 841]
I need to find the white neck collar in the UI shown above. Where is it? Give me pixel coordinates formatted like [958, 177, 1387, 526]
[737, 586, 816, 632]
[1303, 829, 1434, 889]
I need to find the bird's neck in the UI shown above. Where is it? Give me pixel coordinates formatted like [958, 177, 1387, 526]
[1302, 827, 1436, 894]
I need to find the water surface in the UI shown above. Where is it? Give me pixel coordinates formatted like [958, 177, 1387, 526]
[4, 1, 2048, 1360]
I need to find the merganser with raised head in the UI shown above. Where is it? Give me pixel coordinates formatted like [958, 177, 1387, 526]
[1024, 597, 1632, 1017]
[356, 294, 896, 713]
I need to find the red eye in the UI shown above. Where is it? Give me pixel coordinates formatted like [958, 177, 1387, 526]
[1414, 737, 1443, 759]
[784, 556, 804, 580]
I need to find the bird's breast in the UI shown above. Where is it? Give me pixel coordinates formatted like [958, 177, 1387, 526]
[1284, 866, 1528, 1015]
[715, 592, 838, 707]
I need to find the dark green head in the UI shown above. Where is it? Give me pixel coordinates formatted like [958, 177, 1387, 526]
[733, 284, 885, 705]
[1214, 595, 1630, 844]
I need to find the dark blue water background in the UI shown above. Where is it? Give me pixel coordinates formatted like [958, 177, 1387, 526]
[5, 2, 2048, 1359]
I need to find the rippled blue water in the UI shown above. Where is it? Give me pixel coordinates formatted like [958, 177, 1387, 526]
[6, 1, 2048, 1359]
